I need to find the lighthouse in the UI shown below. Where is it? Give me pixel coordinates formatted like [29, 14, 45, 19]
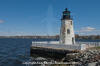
[31, 8, 87, 58]
[60, 8, 75, 45]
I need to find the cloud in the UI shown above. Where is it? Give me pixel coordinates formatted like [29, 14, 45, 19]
[80, 27, 96, 32]
[0, 20, 5, 23]
[76, 26, 100, 35]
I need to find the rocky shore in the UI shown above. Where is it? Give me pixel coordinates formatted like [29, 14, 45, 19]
[63, 48, 100, 66]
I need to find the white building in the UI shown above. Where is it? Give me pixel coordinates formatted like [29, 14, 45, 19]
[60, 8, 75, 45]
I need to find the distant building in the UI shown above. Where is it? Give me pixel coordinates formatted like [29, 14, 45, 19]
[60, 8, 75, 45]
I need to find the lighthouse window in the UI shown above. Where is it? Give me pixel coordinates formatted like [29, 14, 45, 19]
[67, 29, 70, 34]
[72, 38, 74, 44]
[71, 21, 72, 25]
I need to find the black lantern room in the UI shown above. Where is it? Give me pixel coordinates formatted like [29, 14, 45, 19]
[62, 8, 72, 20]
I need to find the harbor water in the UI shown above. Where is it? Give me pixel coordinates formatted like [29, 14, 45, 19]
[0, 38, 100, 66]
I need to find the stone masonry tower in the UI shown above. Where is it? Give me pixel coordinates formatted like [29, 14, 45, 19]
[60, 8, 75, 45]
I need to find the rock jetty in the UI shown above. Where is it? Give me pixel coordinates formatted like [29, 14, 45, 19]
[63, 48, 100, 66]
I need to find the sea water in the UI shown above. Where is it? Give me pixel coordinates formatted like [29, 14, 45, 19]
[0, 38, 100, 66]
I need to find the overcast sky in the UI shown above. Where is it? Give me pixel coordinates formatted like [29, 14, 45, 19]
[0, 0, 100, 36]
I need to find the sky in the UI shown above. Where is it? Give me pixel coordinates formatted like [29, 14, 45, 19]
[0, 0, 100, 36]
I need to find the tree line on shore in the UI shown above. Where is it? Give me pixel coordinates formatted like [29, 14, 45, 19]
[75, 34, 100, 40]
[0, 34, 100, 40]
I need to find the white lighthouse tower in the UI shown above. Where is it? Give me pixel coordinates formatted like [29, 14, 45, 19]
[60, 8, 75, 45]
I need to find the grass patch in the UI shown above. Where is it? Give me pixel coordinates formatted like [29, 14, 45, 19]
[94, 46, 100, 49]
[89, 46, 100, 50]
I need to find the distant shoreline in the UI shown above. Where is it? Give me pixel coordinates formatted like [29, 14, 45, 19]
[0, 35, 59, 39]
[0, 35, 100, 40]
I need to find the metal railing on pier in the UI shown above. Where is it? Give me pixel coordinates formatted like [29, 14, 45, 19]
[76, 42, 100, 47]
[32, 41, 81, 50]
[32, 41, 100, 50]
